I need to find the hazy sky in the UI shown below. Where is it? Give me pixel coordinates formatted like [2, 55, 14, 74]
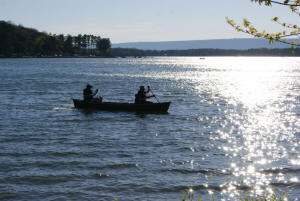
[1, 0, 298, 43]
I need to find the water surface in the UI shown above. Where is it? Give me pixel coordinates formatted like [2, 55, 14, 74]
[1, 57, 300, 200]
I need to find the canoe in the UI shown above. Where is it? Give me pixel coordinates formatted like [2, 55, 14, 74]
[73, 99, 171, 113]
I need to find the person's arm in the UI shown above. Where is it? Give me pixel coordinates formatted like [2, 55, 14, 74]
[146, 86, 154, 98]
[93, 89, 98, 96]
[146, 86, 151, 94]
[145, 94, 155, 99]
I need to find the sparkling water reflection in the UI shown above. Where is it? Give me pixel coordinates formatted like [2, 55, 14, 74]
[0, 57, 300, 200]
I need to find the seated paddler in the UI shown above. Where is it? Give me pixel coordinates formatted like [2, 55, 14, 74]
[135, 85, 155, 104]
[83, 84, 102, 102]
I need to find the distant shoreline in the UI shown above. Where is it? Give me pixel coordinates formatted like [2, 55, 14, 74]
[0, 56, 114, 59]
[1, 20, 298, 58]
[1, 47, 299, 58]
[0, 55, 299, 59]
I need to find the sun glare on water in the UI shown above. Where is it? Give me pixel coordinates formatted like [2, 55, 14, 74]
[184, 57, 300, 198]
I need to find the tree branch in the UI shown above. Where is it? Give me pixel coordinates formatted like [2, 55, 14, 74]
[270, 0, 300, 6]
[241, 29, 300, 46]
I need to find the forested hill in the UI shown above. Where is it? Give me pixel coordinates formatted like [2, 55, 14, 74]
[0, 21, 111, 58]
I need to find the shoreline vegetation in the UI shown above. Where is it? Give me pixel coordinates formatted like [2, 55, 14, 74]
[0, 20, 111, 58]
[2, 49, 300, 59]
[1, 20, 300, 59]
[110, 47, 300, 57]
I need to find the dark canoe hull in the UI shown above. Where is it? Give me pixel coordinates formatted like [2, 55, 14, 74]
[73, 99, 171, 113]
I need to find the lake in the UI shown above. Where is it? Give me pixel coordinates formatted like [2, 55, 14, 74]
[1, 57, 300, 200]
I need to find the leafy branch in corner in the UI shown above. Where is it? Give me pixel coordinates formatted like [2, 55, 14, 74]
[226, 0, 300, 53]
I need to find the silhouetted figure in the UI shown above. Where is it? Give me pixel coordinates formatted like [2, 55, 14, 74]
[135, 86, 155, 104]
[83, 84, 102, 102]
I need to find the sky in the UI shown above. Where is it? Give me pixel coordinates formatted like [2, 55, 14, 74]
[1, 0, 298, 44]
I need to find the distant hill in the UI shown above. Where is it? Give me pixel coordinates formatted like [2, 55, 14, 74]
[112, 38, 291, 50]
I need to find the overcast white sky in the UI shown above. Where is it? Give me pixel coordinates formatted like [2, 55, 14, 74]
[1, 0, 298, 43]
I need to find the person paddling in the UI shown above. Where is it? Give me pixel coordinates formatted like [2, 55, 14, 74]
[135, 86, 155, 104]
[83, 84, 102, 102]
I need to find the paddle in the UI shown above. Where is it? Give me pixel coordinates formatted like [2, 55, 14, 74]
[147, 86, 160, 103]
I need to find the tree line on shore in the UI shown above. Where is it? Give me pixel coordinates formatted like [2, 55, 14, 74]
[111, 47, 300, 57]
[0, 21, 111, 57]
[0, 20, 298, 58]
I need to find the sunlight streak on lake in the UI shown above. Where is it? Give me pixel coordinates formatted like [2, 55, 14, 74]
[192, 57, 300, 198]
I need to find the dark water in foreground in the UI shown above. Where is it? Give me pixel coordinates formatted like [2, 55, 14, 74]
[1, 57, 300, 200]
